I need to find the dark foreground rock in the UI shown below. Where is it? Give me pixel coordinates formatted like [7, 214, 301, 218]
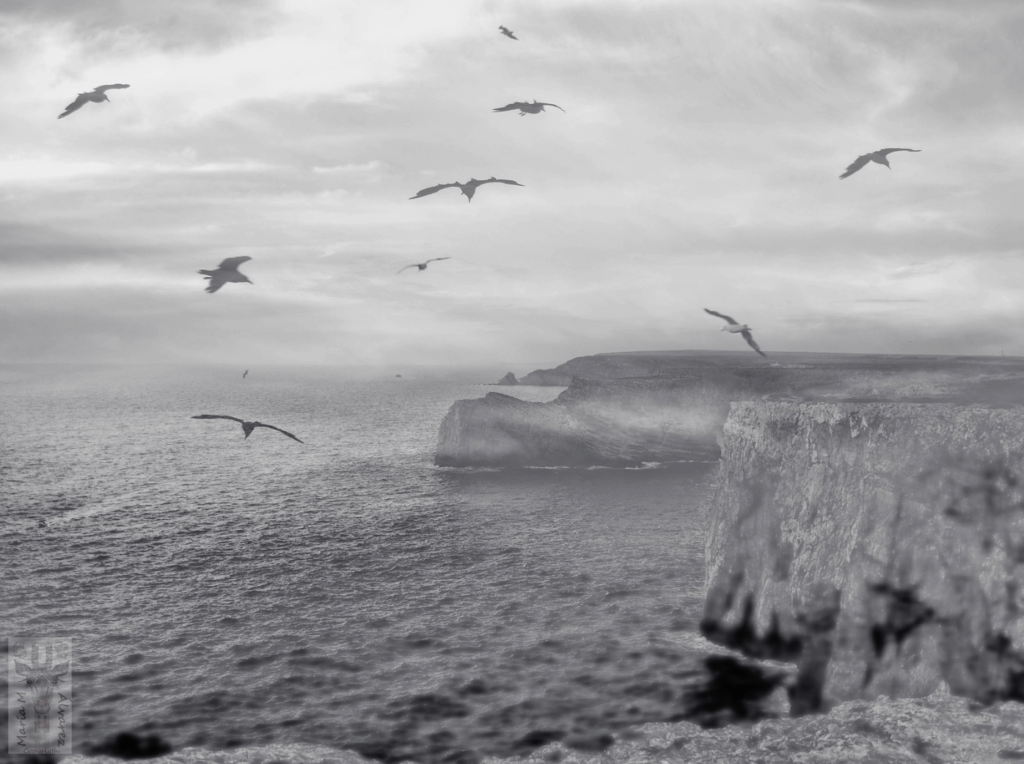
[703, 402, 1024, 709]
[62, 693, 1024, 764]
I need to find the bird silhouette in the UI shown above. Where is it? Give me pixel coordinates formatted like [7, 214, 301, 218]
[493, 100, 565, 116]
[499, 26, 518, 40]
[704, 309, 767, 357]
[198, 256, 253, 293]
[410, 177, 523, 203]
[58, 84, 130, 119]
[191, 415, 303, 443]
[398, 257, 452, 274]
[840, 148, 921, 179]
[242, 370, 248, 379]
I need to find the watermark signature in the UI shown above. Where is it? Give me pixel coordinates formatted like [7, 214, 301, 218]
[6, 637, 72, 755]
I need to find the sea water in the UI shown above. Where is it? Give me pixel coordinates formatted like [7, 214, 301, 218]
[0, 364, 718, 763]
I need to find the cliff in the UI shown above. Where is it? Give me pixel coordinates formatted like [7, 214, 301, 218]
[702, 402, 1024, 709]
[436, 351, 1024, 468]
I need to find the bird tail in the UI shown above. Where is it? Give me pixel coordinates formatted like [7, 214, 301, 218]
[198, 269, 214, 276]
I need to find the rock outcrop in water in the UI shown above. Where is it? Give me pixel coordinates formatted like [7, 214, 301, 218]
[495, 372, 518, 386]
[702, 401, 1024, 709]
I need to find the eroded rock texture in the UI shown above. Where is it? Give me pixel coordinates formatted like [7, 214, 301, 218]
[703, 402, 1024, 707]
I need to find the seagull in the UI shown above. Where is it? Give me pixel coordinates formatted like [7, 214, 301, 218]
[398, 257, 452, 274]
[243, 370, 248, 379]
[198, 256, 253, 293]
[191, 415, 303, 443]
[499, 26, 518, 40]
[493, 100, 565, 116]
[704, 309, 767, 358]
[57, 84, 130, 119]
[410, 177, 524, 203]
[839, 148, 921, 179]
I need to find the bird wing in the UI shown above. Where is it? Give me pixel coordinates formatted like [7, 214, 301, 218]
[425, 257, 452, 264]
[493, 102, 527, 112]
[58, 93, 90, 119]
[397, 264, 419, 274]
[538, 102, 566, 112]
[878, 148, 921, 157]
[839, 154, 872, 179]
[704, 308, 738, 325]
[255, 423, 304, 443]
[217, 256, 252, 270]
[477, 177, 524, 187]
[740, 330, 767, 358]
[202, 272, 228, 293]
[410, 182, 460, 199]
[192, 414, 245, 424]
[93, 84, 130, 93]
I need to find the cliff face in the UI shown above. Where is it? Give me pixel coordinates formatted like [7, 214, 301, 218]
[434, 385, 727, 467]
[702, 402, 1024, 708]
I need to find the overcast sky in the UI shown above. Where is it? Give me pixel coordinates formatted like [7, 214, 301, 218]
[2, 0, 1024, 367]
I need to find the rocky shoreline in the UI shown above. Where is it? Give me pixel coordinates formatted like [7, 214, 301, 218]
[62, 692, 1024, 764]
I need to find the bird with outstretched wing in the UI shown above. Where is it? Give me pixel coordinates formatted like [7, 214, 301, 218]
[192, 414, 304, 443]
[840, 148, 921, 179]
[499, 26, 518, 39]
[398, 257, 452, 274]
[704, 308, 767, 358]
[409, 177, 523, 203]
[197, 256, 253, 293]
[493, 100, 565, 116]
[58, 84, 130, 119]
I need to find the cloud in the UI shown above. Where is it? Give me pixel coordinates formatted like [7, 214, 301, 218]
[0, 0, 281, 53]
[5, 0, 1024, 364]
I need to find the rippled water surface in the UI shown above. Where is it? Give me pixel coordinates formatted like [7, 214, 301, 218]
[1, 363, 716, 763]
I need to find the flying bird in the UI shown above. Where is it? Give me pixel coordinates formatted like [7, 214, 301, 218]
[704, 309, 767, 358]
[410, 177, 524, 203]
[191, 415, 303, 443]
[839, 148, 921, 179]
[243, 370, 248, 379]
[499, 26, 518, 39]
[398, 257, 452, 274]
[58, 84, 130, 119]
[198, 256, 253, 293]
[493, 100, 565, 116]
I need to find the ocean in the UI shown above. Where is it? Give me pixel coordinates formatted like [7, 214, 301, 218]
[0, 363, 719, 764]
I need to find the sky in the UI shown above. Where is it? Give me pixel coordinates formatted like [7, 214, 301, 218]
[3, 0, 1024, 367]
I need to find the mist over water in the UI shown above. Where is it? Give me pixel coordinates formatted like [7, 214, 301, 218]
[1, 364, 717, 763]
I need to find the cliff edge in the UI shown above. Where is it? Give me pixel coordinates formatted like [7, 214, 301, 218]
[702, 402, 1024, 709]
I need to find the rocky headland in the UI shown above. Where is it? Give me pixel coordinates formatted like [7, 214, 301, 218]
[435, 350, 1024, 719]
[437, 350, 1024, 468]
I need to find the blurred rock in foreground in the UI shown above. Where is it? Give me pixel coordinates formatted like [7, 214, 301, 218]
[62, 693, 1024, 764]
